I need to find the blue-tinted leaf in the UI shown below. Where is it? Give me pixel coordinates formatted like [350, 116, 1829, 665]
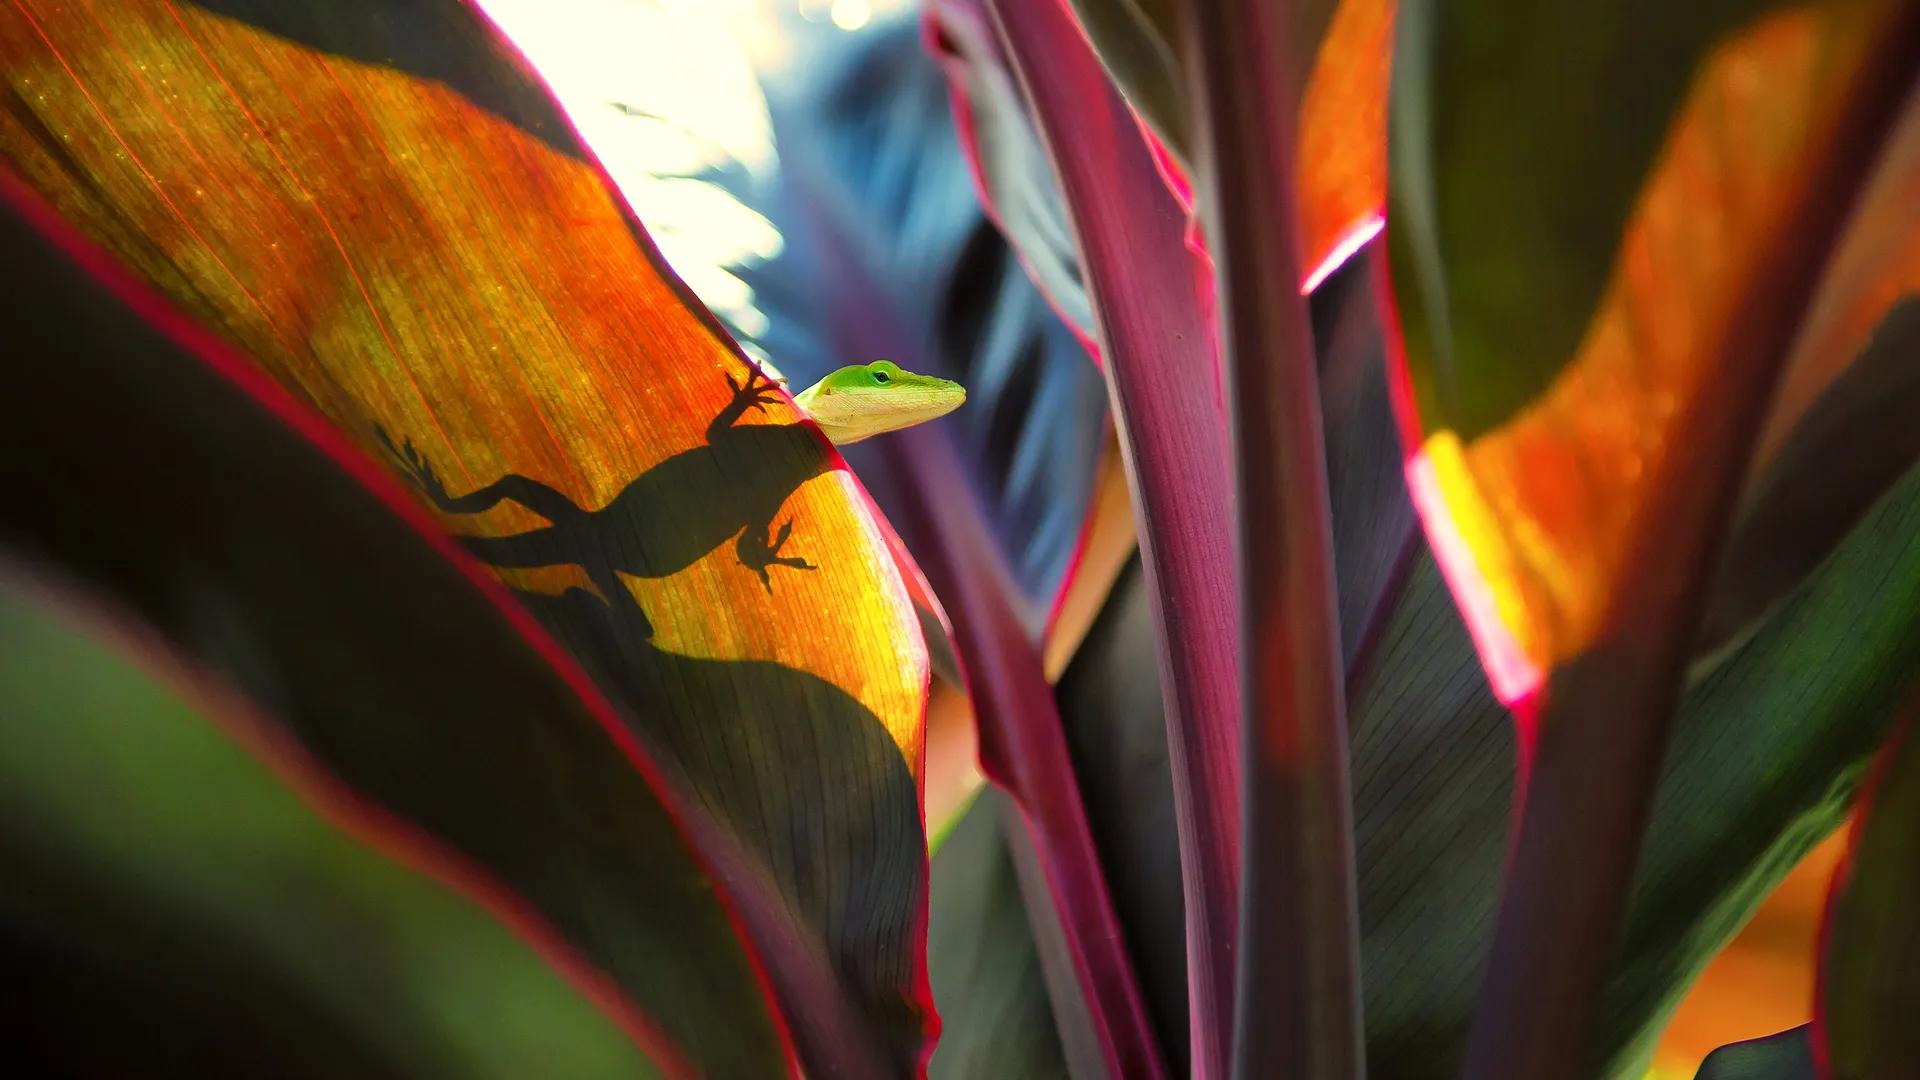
[724, 15, 1109, 624]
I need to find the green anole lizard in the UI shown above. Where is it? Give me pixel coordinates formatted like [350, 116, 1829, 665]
[794, 359, 966, 684]
[377, 358, 963, 604]
[792, 359, 966, 445]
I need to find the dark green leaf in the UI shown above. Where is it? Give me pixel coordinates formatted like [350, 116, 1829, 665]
[1056, 555, 1191, 1073]
[1702, 297, 1920, 656]
[1692, 1025, 1814, 1080]
[928, 794, 1071, 1080]
[1819, 702, 1920, 1078]
[0, 568, 672, 1079]
[1060, 0, 1190, 164]
[1316, 246, 1421, 671]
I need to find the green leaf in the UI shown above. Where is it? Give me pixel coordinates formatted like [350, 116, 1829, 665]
[0, 567, 672, 1079]
[1691, 1025, 1814, 1080]
[1702, 296, 1920, 655]
[927, 794, 1070, 1080]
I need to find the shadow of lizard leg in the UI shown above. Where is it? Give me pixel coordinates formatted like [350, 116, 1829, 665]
[455, 527, 571, 572]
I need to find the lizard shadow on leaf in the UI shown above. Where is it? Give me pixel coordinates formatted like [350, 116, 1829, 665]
[372, 364, 929, 1068]
[375, 364, 829, 607]
[514, 583, 930, 1072]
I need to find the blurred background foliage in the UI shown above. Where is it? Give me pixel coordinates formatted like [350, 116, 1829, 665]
[495, 3, 1841, 1076]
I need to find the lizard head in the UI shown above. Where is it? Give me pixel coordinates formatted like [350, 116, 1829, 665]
[793, 359, 966, 445]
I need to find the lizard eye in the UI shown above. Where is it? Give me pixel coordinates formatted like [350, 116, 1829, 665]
[872, 370, 890, 384]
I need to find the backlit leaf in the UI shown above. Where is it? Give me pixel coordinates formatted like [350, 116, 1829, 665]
[1386, 0, 1918, 701]
[0, 0, 932, 1067]
[0, 173, 791, 1075]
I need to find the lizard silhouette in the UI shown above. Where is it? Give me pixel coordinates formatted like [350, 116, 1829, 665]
[377, 363, 829, 631]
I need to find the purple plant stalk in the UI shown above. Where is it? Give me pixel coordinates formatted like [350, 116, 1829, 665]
[1173, 2, 1363, 1076]
[779, 139, 1167, 1073]
[872, 426, 1170, 1079]
[971, 0, 1247, 1074]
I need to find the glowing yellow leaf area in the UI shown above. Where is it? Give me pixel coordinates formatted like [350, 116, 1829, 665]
[1409, 3, 1889, 702]
[0, 0, 926, 761]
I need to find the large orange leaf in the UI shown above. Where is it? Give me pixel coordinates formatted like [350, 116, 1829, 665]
[0, 0, 933, 1067]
